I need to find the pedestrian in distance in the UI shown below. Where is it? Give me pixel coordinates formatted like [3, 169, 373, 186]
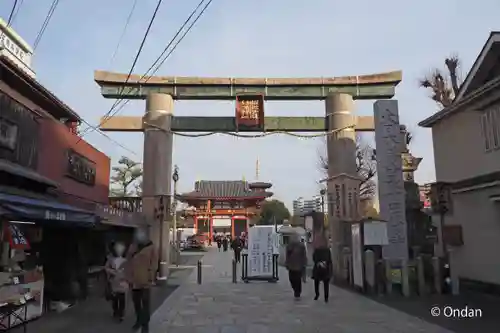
[311, 235, 332, 303]
[222, 236, 229, 252]
[104, 241, 128, 322]
[125, 228, 158, 333]
[216, 236, 222, 252]
[231, 236, 243, 263]
[285, 233, 307, 299]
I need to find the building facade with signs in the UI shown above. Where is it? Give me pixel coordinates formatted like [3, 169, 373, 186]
[0, 18, 34, 79]
[0, 50, 104, 225]
[178, 181, 273, 239]
[419, 32, 500, 292]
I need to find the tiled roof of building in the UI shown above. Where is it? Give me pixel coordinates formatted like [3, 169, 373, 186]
[177, 180, 272, 200]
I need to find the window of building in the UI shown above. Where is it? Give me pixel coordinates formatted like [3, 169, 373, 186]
[0, 118, 18, 150]
[481, 105, 500, 152]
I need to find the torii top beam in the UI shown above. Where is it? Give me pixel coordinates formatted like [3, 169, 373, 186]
[94, 70, 402, 101]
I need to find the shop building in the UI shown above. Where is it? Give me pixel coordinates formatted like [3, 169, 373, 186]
[0, 19, 142, 328]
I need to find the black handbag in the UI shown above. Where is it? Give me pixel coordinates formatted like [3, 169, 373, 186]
[104, 279, 112, 301]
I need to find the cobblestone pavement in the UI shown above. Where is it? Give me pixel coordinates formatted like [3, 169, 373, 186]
[150, 248, 456, 333]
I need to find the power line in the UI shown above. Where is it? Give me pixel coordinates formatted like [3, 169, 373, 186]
[6, 0, 19, 26]
[4, 0, 138, 156]
[108, 0, 140, 68]
[102, 0, 164, 121]
[9, 0, 24, 26]
[77, 0, 165, 142]
[88, 0, 214, 134]
[33, 0, 61, 51]
[78, 118, 139, 157]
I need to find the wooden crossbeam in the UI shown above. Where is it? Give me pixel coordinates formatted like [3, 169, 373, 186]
[98, 116, 375, 133]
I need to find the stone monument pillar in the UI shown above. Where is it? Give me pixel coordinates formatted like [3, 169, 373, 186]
[142, 93, 174, 280]
[374, 100, 409, 264]
[325, 93, 358, 278]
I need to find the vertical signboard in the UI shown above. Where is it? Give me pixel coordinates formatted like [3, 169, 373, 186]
[235, 94, 265, 130]
[374, 100, 408, 261]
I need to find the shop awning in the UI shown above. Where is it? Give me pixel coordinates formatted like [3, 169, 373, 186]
[0, 192, 98, 226]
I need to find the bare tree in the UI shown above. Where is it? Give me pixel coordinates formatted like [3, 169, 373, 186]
[319, 136, 377, 200]
[110, 156, 143, 197]
[419, 55, 462, 109]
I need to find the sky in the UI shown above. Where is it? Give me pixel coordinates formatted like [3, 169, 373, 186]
[2, 0, 500, 209]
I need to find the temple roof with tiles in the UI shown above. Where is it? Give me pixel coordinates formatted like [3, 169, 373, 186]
[177, 180, 273, 201]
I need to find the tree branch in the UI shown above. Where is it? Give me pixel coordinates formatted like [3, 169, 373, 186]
[318, 135, 377, 200]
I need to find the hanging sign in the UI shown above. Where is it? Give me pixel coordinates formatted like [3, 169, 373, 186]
[4, 223, 31, 250]
[235, 94, 265, 130]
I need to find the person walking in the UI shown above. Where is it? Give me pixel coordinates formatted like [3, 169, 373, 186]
[285, 233, 307, 299]
[311, 236, 332, 303]
[216, 236, 222, 252]
[105, 242, 128, 322]
[222, 236, 229, 252]
[231, 236, 243, 263]
[125, 229, 158, 333]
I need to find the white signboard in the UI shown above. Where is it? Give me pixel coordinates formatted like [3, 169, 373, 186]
[212, 218, 231, 227]
[351, 223, 364, 288]
[374, 100, 408, 261]
[364, 221, 389, 245]
[304, 216, 313, 231]
[247, 226, 278, 277]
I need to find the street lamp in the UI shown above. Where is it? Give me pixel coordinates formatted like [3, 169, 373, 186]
[319, 189, 326, 213]
[172, 165, 179, 264]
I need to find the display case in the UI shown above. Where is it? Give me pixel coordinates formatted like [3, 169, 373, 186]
[0, 221, 44, 329]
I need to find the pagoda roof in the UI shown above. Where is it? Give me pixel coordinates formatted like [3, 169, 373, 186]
[177, 181, 272, 201]
[248, 182, 272, 189]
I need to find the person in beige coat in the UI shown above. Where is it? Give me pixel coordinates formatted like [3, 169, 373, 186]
[125, 228, 158, 333]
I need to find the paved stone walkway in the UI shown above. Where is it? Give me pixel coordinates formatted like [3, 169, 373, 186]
[150, 248, 455, 333]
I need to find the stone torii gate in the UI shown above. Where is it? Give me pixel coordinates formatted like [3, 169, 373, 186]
[93, 70, 402, 279]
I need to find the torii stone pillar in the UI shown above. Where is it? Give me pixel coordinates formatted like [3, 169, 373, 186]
[325, 93, 358, 279]
[142, 93, 174, 280]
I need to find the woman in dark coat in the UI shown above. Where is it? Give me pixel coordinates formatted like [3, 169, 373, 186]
[312, 236, 333, 302]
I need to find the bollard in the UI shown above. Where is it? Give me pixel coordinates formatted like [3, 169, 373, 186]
[384, 260, 393, 295]
[232, 259, 237, 283]
[432, 257, 442, 294]
[448, 249, 460, 295]
[364, 250, 375, 294]
[416, 256, 426, 296]
[401, 259, 410, 297]
[197, 260, 202, 284]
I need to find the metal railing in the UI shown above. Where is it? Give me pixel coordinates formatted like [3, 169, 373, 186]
[109, 196, 143, 213]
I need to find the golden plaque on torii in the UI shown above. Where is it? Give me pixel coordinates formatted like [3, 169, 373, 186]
[235, 94, 265, 130]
